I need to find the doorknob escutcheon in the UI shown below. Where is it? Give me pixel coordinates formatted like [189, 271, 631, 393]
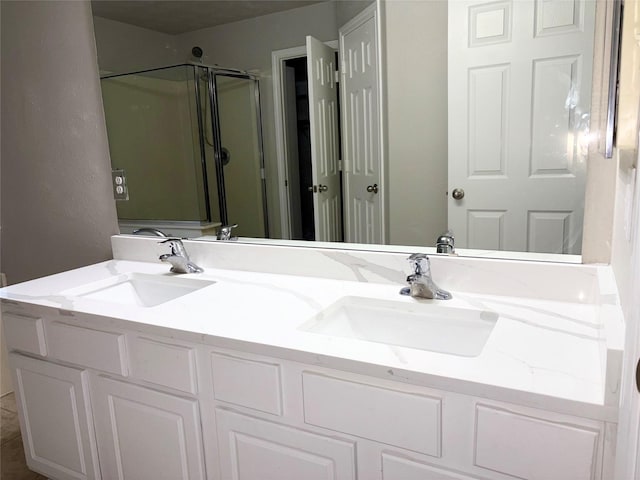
[366, 184, 379, 194]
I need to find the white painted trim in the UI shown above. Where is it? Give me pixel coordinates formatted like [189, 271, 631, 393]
[271, 41, 338, 240]
[614, 145, 640, 479]
[339, 2, 386, 244]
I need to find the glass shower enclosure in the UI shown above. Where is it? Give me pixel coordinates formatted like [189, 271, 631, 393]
[100, 64, 268, 238]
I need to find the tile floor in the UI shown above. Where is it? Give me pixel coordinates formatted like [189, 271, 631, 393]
[1, 392, 47, 480]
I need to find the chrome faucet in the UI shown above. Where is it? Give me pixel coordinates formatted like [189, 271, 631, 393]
[400, 253, 451, 300]
[159, 238, 204, 274]
[216, 223, 238, 241]
[133, 227, 167, 238]
[436, 230, 455, 254]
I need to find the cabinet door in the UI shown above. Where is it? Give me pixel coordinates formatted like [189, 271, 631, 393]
[91, 376, 205, 480]
[9, 353, 100, 480]
[216, 408, 356, 480]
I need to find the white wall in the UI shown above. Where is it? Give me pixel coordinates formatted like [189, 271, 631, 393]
[93, 16, 179, 74]
[1, 0, 119, 394]
[1, 0, 118, 285]
[382, 0, 448, 246]
[336, 0, 375, 27]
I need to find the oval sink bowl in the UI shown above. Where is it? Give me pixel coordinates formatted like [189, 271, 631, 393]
[63, 273, 215, 307]
[301, 296, 498, 357]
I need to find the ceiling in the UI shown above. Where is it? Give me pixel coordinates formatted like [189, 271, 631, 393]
[91, 0, 326, 35]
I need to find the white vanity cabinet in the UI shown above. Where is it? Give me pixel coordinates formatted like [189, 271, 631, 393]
[1, 302, 612, 480]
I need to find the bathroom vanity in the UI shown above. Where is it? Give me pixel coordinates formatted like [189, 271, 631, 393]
[0, 236, 624, 480]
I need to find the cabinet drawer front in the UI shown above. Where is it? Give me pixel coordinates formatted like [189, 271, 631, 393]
[129, 336, 197, 394]
[47, 322, 127, 375]
[3, 312, 47, 356]
[474, 405, 600, 480]
[216, 408, 356, 480]
[303, 372, 442, 456]
[211, 353, 283, 415]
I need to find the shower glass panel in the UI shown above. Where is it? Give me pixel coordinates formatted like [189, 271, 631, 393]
[101, 64, 269, 237]
[213, 74, 267, 238]
[101, 65, 209, 222]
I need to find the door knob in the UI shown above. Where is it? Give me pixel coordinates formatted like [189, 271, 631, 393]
[318, 184, 328, 192]
[366, 184, 379, 194]
[451, 188, 465, 200]
[307, 185, 318, 193]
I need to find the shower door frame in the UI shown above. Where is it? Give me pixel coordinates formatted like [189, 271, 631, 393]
[198, 65, 270, 237]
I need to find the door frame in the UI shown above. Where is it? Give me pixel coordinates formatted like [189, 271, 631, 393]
[272, 41, 338, 239]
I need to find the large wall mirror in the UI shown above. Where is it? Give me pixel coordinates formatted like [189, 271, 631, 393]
[92, 0, 620, 261]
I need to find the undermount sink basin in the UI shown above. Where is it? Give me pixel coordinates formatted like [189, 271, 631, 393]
[301, 296, 498, 357]
[63, 273, 215, 307]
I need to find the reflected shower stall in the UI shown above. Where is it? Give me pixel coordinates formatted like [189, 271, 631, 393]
[100, 64, 268, 238]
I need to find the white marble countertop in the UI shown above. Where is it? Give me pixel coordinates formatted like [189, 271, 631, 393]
[0, 252, 623, 421]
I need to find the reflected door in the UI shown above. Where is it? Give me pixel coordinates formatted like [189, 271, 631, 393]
[340, 6, 383, 245]
[306, 36, 342, 242]
[448, 0, 595, 254]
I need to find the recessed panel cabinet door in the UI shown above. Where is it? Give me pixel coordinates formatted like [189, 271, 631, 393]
[216, 408, 356, 480]
[91, 376, 206, 480]
[9, 353, 100, 480]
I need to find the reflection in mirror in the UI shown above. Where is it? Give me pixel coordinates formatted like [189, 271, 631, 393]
[101, 64, 268, 238]
[93, 0, 607, 258]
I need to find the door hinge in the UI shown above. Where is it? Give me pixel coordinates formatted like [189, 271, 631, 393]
[338, 159, 343, 171]
[260, 167, 266, 180]
[284, 179, 288, 187]
[335, 70, 340, 83]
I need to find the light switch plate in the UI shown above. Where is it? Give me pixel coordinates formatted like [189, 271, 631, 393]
[112, 169, 129, 201]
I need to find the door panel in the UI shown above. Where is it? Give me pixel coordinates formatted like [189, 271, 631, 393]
[306, 36, 342, 242]
[448, 0, 595, 254]
[340, 8, 383, 244]
[91, 376, 205, 480]
[216, 408, 356, 480]
[10, 353, 100, 480]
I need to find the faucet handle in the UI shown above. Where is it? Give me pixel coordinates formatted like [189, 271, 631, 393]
[159, 238, 185, 255]
[216, 223, 238, 241]
[407, 253, 430, 275]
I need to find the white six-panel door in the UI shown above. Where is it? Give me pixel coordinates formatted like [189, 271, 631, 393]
[340, 5, 383, 244]
[448, 0, 595, 254]
[306, 36, 342, 242]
